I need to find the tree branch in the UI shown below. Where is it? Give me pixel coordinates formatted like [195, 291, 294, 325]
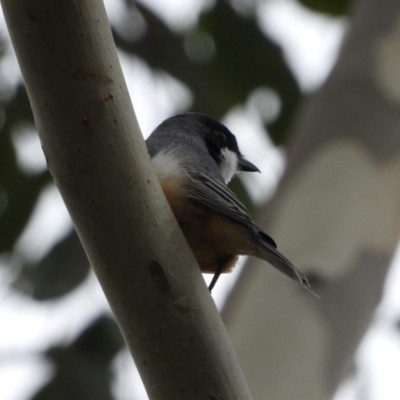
[1, 1, 252, 398]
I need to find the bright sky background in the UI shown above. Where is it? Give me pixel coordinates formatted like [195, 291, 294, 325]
[0, 0, 399, 399]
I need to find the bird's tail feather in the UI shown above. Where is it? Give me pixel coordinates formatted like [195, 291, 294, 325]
[255, 240, 319, 298]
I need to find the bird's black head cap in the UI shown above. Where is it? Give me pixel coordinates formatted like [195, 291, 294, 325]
[168, 113, 240, 161]
[159, 113, 259, 173]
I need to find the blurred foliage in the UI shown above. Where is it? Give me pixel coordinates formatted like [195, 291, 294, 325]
[0, 86, 52, 252]
[14, 229, 91, 300]
[32, 316, 125, 400]
[298, 0, 351, 16]
[115, 0, 301, 144]
[0, 0, 339, 398]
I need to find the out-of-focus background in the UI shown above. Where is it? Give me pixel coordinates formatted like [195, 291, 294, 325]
[1, 0, 400, 399]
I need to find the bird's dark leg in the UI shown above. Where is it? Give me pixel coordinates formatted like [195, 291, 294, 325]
[208, 268, 223, 292]
[208, 257, 227, 293]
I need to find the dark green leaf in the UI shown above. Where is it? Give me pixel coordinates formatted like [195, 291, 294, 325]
[297, 0, 350, 16]
[32, 316, 124, 400]
[0, 86, 51, 252]
[15, 230, 90, 300]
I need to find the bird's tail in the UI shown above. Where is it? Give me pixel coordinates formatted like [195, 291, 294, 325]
[253, 234, 319, 298]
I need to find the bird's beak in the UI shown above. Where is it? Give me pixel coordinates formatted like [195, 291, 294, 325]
[238, 157, 260, 173]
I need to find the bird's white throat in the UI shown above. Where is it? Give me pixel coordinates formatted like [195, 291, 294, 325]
[219, 148, 238, 183]
[152, 149, 185, 181]
[152, 147, 238, 184]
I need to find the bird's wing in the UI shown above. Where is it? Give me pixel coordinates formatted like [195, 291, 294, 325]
[185, 170, 277, 249]
[185, 170, 318, 297]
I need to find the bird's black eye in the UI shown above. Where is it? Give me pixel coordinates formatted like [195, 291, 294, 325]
[215, 131, 226, 141]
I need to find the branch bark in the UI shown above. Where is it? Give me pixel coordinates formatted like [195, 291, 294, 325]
[0, 1, 252, 399]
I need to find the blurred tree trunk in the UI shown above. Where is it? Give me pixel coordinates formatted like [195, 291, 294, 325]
[223, 0, 400, 398]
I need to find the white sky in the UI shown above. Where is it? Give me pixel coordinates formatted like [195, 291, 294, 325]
[1, 0, 399, 400]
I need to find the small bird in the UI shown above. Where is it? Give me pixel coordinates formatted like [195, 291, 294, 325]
[146, 112, 315, 296]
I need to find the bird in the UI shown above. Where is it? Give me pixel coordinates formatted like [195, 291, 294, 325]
[146, 112, 316, 296]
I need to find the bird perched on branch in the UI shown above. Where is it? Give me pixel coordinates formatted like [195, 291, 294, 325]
[146, 113, 315, 296]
